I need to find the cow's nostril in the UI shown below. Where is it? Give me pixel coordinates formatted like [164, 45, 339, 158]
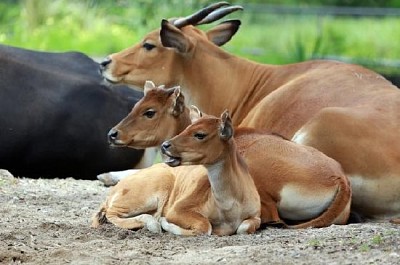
[100, 57, 112, 69]
[108, 128, 119, 143]
[161, 141, 171, 150]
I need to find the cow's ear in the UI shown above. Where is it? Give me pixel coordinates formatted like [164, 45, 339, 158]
[189, 105, 202, 123]
[160, 19, 193, 53]
[171, 87, 185, 116]
[219, 109, 233, 140]
[206, 20, 241, 46]
[144, 80, 156, 95]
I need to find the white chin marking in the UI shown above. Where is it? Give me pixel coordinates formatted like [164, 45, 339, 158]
[102, 72, 120, 84]
[164, 157, 181, 167]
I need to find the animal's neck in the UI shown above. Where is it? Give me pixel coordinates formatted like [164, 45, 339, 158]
[182, 52, 277, 126]
[204, 142, 250, 210]
[181, 50, 330, 127]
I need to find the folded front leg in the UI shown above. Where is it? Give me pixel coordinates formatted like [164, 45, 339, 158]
[106, 213, 161, 233]
[160, 212, 212, 236]
[236, 216, 261, 234]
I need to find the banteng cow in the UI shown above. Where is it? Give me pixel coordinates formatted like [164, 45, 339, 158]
[0, 44, 149, 179]
[99, 2, 400, 220]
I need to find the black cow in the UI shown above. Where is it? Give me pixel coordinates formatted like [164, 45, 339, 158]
[0, 44, 144, 179]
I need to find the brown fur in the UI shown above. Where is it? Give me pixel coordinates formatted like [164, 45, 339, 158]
[100, 8, 400, 219]
[160, 111, 261, 235]
[93, 85, 351, 230]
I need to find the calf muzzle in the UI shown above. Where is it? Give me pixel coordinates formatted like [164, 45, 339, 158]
[107, 128, 119, 144]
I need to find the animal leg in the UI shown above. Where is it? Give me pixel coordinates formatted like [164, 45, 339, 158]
[106, 212, 161, 233]
[91, 203, 107, 228]
[260, 199, 285, 226]
[236, 217, 261, 234]
[97, 169, 140, 186]
[390, 218, 400, 224]
[160, 212, 212, 236]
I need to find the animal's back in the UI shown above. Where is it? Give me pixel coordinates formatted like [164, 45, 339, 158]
[234, 128, 344, 188]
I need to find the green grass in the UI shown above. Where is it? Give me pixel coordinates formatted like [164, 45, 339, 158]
[1, 1, 399, 75]
[225, 14, 400, 66]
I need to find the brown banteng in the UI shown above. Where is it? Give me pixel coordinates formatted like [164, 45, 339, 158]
[161, 110, 261, 235]
[99, 2, 400, 219]
[91, 163, 207, 233]
[93, 110, 260, 235]
[107, 81, 190, 149]
[97, 85, 351, 228]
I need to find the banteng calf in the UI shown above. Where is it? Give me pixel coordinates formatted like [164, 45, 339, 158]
[161, 110, 261, 235]
[94, 84, 351, 229]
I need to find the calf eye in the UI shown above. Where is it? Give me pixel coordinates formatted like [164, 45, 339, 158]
[143, 109, 156, 118]
[143, 43, 156, 51]
[194, 133, 207, 140]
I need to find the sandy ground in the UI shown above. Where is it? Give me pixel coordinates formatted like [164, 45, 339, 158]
[0, 169, 399, 265]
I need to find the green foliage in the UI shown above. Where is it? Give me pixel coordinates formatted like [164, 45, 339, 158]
[308, 238, 322, 247]
[371, 234, 383, 244]
[0, 0, 399, 75]
[232, 0, 400, 7]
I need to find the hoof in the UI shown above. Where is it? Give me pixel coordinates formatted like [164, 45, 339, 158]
[97, 173, 120, 186]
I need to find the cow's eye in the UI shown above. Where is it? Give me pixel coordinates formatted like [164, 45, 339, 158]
[194, 132, 207, 140]
[143, 43, 156, 51]
[143, 109, 156, 118]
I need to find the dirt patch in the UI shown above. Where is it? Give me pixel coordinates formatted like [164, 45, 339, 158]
[0, 169, 399, 265]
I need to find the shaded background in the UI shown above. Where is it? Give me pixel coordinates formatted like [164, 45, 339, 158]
[1, 0, 399, 85]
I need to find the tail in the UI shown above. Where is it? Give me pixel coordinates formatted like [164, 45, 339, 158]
[91, 203, 108, 228]
[288, 175, 351, 229]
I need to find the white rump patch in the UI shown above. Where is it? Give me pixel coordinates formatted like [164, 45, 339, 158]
[278, 185, 336, 220]
[349, 175, 400, 218]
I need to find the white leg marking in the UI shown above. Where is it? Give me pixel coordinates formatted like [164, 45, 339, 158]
[97, 169, 140, 186]
[134, 214, 161, 233]
[236, 217, 260, 234]
[160, 217, 184, 235]
[236, 222, 251, 234]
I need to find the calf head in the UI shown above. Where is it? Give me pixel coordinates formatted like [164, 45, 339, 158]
[108, 81, 186, 149]
[162, 109, 233, 166]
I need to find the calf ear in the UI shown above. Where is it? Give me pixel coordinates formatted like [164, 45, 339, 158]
[144, 80, 156, 95]
[189, 105, 202, 123]
[206, 20, 241, 46]
[219, 110, 233, 140]
[171, 87, 185, 116]
[160, 19, 192, 53]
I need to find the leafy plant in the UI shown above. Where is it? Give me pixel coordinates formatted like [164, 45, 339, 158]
[1, 0, 399, 76]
